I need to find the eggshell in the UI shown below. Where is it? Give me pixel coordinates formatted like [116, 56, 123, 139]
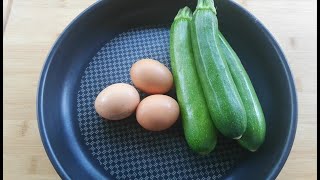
[94, 83, 140, 120]
[130, 59, 173, 94]
[136, 95, 180, 131]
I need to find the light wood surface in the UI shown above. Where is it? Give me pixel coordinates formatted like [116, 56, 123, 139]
[3, 0, 317, 179]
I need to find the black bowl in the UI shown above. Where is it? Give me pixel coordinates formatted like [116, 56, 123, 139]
[37, 0, 297, 179]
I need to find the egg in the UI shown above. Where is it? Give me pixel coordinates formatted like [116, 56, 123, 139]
[136, 95, 180, 131]
[94, 83, 140, 120]
[130, 59, 173, 94]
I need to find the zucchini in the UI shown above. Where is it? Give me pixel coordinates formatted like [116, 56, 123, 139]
[191, 0, 247, 139]
[218, 31, 266, 151]
[170, 7, 217, 154]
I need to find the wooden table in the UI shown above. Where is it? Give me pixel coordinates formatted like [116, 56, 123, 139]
[3, 0, 317, 179]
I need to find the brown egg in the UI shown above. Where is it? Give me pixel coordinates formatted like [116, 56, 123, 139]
[130, 59, 173, 94]
[136, 95, 180, 131]
[94, 83, 140, 120]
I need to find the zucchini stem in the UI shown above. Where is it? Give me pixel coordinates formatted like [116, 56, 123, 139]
[174, 6, 192, 21]
[195, 0, 217, 15]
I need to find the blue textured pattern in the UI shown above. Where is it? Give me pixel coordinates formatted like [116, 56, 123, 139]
[77, 25, 246, 179]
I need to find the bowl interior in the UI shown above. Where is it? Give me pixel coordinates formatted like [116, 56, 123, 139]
[38, 0, 297, 179]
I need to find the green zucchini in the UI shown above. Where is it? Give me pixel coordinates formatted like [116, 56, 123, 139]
[191, 0, 247, 139]
[218, 31, 266, 151]
[170, 7, 217, 154]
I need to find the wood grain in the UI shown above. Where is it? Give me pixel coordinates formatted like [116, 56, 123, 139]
[3, 0, 317, 179]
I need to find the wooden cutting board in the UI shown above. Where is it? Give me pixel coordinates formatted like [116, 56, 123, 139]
[3, 0, 317, 179]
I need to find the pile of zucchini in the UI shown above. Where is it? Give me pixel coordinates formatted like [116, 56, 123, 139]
[170, 0, 266, 155]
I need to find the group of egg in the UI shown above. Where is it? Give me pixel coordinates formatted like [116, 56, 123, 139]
[94, 59, 180, 131]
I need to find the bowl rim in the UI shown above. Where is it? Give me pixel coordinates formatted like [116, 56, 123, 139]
[36, 0, 298, 179]
[36, 1, 103, 179]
